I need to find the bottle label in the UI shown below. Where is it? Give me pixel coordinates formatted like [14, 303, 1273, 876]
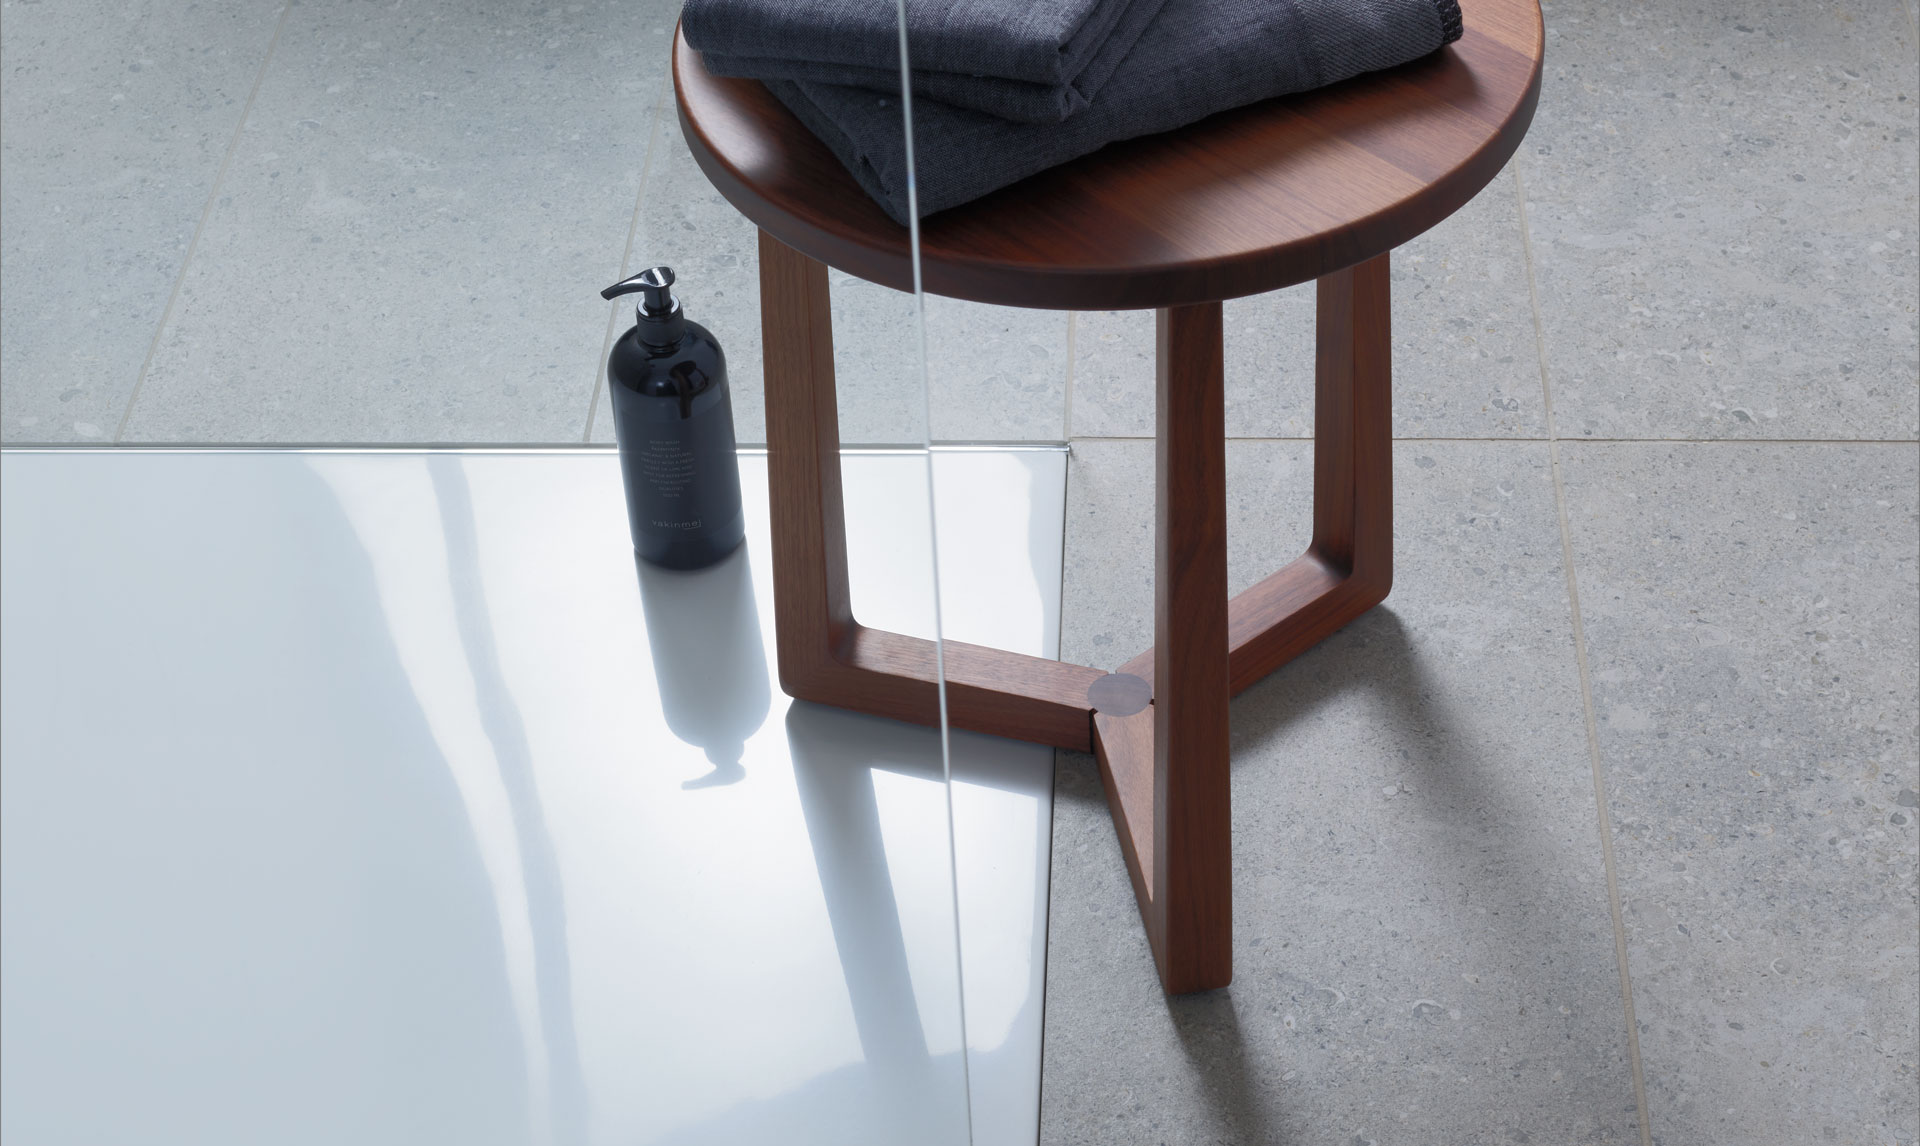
[640, 438, 700, 528]
[614, 386, 743, 544]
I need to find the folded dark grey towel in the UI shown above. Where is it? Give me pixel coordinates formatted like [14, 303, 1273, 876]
[760, 0, 1465, 224]
[697, 0, 1167, 124]
[684, 0, 1165, 123]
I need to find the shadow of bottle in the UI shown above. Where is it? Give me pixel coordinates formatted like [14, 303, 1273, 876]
[634, 543, 772, 788]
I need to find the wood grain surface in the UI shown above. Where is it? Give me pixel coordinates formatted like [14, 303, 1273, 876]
[1120, 255, 1396, 694]
[1151, 303, 1234, 992]
[1093, 707, 1159, 929]
[675, 0, 1542, 309]
[760, 232, 1107, 752]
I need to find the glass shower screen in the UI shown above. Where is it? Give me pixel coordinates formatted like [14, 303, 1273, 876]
[893, 11, 1067, 1143]
[612, 5, 976, 1144]
[0, 3, 974, 1146]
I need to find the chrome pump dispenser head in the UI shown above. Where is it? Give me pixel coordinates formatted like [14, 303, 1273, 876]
[602, 265, 685, 348]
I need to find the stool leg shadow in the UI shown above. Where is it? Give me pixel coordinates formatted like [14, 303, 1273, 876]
[1169, 992, 1286, 1146]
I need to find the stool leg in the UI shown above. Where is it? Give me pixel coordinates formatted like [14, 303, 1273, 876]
[756, 232, 1111, 744]
[1153, 302, 1233, 993]
[1093, 264, 1392, 994]
[1311, 253, 1393, 594]
[758, 230, 854, 697]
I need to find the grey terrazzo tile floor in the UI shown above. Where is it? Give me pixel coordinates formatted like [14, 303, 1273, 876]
[1557, 442, 1917, 1144]
[2, 0, 1916, 1142]
[1048, 442, 1644, 1144]
[0, 0, 284, 441]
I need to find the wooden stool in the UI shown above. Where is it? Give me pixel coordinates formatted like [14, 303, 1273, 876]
[674, 0, 1543, 994]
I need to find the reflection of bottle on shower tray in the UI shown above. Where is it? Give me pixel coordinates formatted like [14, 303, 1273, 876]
[602, 266, 746, 570]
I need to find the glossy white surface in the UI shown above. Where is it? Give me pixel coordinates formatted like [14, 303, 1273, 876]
[0, 447, 1065, 1146]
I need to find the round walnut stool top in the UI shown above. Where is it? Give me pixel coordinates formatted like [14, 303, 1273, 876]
[672, 0, 1543, 312]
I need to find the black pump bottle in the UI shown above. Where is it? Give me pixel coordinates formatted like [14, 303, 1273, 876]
[602, 266, 745, 570]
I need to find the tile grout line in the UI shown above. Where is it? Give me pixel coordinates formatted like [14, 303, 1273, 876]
[1526, 437, 1920, 446]
[1061, 312, 1078, 440]
[113, 0, 293, 444]
[1065, 434, 1920, 445]
[583, 83, 669, 443]
[1513, 163, 1655, 1146]
[6, 442, 1073, 454]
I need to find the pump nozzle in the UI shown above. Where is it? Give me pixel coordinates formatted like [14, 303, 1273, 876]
[602, 266, 678, 317]
[603, 265, 688, 349]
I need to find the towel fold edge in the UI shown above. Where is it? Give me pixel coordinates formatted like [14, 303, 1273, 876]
[704, 52, 1091, 123]
[762, 80, 914, 227]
